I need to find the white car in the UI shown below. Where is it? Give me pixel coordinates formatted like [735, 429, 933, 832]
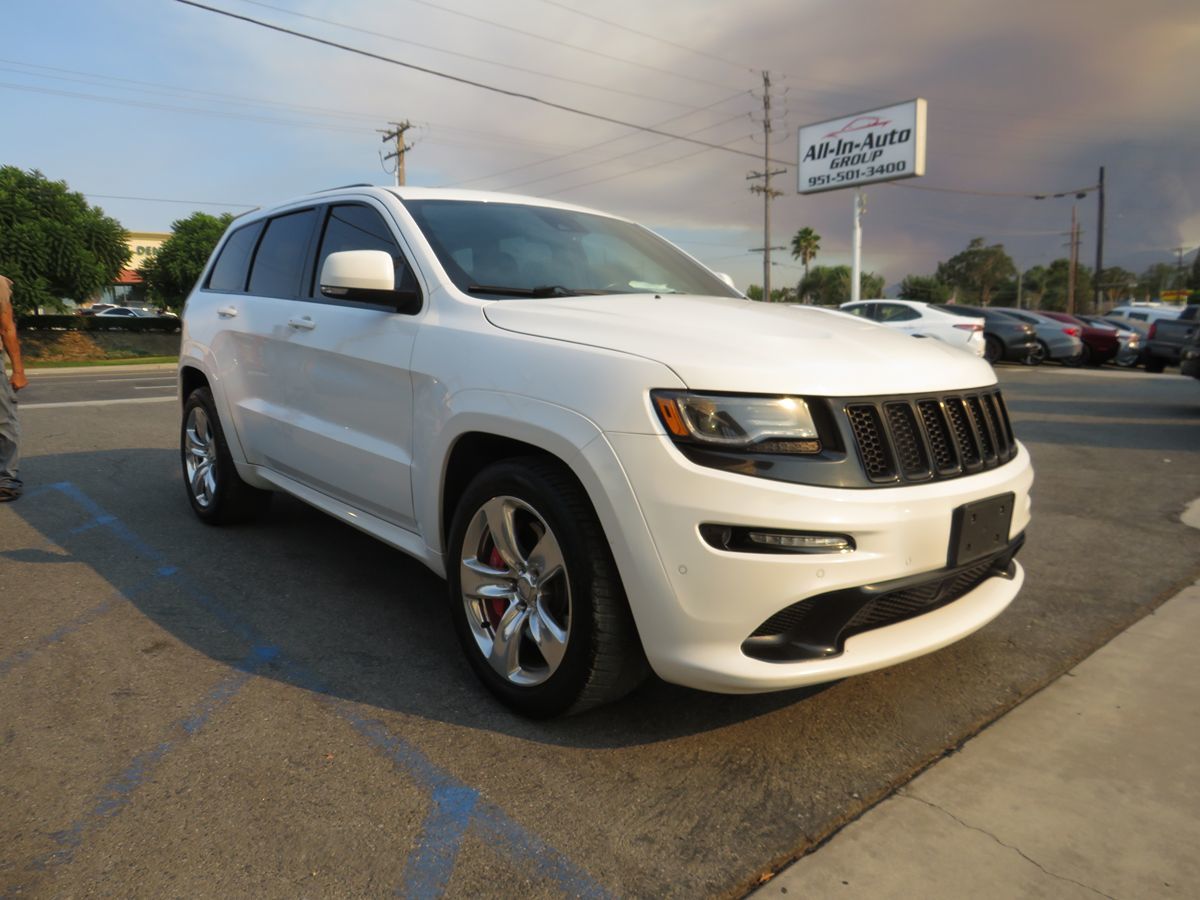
[179, 186, 1033, 717]
[839, 299, 986, 357]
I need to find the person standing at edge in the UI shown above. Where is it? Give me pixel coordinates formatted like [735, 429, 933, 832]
[0, 274, 27, 501]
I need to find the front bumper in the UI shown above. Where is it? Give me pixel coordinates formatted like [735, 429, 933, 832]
[601, 431, 1034, 693]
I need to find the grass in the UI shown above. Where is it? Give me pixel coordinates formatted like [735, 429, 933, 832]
[28, 355, 179, 369]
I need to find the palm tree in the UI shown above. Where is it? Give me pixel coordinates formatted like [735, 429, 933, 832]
[790, 227, 821, 302]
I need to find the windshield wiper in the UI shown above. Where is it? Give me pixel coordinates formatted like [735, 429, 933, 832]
[466, 284, 578, 298]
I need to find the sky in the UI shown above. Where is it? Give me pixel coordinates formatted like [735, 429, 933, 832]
[4, 0, 1199, 293]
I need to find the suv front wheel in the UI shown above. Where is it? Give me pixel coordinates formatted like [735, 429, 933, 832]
[447, 458, 648, 717]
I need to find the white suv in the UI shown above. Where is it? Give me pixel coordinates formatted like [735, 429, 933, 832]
[179, 186, 1033, 717]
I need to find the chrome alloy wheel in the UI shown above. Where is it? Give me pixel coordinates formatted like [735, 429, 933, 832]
[459, 496, 572, 687]
[184, 405, 218, 509]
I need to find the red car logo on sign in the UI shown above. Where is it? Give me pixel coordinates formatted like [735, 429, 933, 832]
[823, 115, 892, 139]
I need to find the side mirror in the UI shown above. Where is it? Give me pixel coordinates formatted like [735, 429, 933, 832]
[320, 250, 420, 311]
[714, 271, 741, 294]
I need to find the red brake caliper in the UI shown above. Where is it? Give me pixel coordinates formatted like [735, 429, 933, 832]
[486, 544, 507, 628]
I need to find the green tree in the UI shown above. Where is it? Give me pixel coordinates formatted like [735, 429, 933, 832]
[935, 237, 1017, 306]
[746, 284, 797, 303]
[789, 227, 821, 301]
[798, 265, 884, 306]
[140, 211, 234, 311]
[898, 275, 951, 303]
[0, 166, 129, 315]
[1137, 263, 1176, 300]
[1039, 259, 1093, 312]
[1097, 266, 1136, 307]
[1020, 265, 1048, 309]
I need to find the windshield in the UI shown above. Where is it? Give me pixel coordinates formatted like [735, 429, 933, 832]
[401, 199, 741, 299]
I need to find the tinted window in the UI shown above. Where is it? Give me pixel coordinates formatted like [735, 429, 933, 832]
[248, 209, 317, 299]
[314, 204, 419, 301]
[207, 221, 264, 293]
[876, 303, 919, 322]
[843, 303, 873, 319]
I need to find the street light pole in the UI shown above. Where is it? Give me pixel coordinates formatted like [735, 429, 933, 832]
[1093, 166, 1105, 311]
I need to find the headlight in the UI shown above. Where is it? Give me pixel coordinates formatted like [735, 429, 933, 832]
[651, 390, 821, 453]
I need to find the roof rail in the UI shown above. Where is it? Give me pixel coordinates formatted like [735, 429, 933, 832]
[313, 183, 377, 193]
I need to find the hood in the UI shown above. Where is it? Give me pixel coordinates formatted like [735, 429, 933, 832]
[483, 294, 997, 396]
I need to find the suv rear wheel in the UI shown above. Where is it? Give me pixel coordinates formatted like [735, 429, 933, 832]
[181, 387, 272, 524]
[447, 458, 648, 717]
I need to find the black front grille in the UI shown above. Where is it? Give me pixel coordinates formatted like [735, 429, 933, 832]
[844, 389, 1017, 485]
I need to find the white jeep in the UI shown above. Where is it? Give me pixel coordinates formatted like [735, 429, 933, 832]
[179, 185, 1033, 717]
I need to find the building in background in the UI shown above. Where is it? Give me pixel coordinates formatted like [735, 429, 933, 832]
[92, 231, 169, 309]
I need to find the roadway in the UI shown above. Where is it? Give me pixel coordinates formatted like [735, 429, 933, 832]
[2, 363, 1198, 897]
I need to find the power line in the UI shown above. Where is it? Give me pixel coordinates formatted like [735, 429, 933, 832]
[0, 80, 372, 134]
[442, 90, 748, 187]
[387, 0, 745, 92]
[84, 193, 257, 208]
[234, 0, 711, 110]
[885, 180, 1100, 200]
[543, 136, 752, 197]
[494, 111, 749, 192]
[175, 1, 792, 165]
[528, 0, 755, 73]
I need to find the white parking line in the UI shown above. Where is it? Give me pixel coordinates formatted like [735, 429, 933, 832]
[133, 385, 177, 390]
[94, 377, 177, 383]
[21, 397, 176, 410]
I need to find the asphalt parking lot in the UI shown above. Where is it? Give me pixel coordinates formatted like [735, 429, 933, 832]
[2, 364, 1199, 897]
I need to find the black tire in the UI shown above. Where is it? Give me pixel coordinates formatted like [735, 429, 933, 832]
[983, 335, 1003, 364]
[180, 387, 272, 525]
[447, 457, 649, 717]
[1144, 356, 1166, 374]
[1062, 344, 1087, 368]
[1024, 340, 1047, 366]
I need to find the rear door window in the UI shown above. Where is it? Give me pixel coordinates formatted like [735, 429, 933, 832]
[206, 221, 264, 293]
[247, 209, 318, 299]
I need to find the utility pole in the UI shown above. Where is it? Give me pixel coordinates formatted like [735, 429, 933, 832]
[1092, 165, 1105, 311]
[746, 71, 786, 300]
[1066, 204, 1081, 315]
[378, 121, 414, 186]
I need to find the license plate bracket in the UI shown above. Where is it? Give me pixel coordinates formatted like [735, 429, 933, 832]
[949, 492, 1014, 567]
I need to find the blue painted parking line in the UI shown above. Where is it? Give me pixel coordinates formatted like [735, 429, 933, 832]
[10, 483, 609, 896]
[30, 644, 279, 875]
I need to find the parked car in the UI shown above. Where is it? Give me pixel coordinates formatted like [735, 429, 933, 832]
[1035, 311, 1119, 366]
[1142, 305, 1199, 373]
[1180, 325, 1200, 380]
[179, 185, 1033, 717]
[991, 308, 1085, 365]
[95, 306, 147, 317]
[838, 299, 985, 356]
[931, 305, 1037, 364]
[1079, 315, 1142, 367]
[1104, 303, 1184, 329]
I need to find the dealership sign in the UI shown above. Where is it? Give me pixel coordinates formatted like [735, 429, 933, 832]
[798, 99, 927, 194]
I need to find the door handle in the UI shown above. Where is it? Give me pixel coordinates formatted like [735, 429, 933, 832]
[217, 305, 238, 318]
[288, 316, 316, 331]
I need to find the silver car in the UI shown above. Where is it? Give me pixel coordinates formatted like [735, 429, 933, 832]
[1085, 316, 1142, 367]
[992, 308, 1084, 365]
